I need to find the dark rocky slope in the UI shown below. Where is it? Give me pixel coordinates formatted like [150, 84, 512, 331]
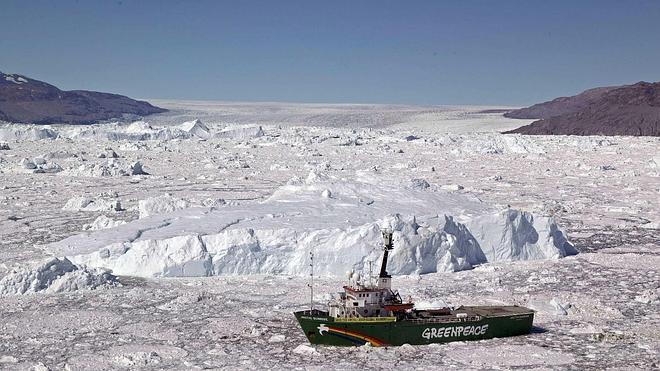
[0, 72, 166, 124]
[504, 82, 660, 136]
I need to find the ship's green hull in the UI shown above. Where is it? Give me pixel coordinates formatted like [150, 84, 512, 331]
[294, 306, 534, 346]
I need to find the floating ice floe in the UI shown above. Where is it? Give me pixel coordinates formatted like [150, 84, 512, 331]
[0, 257, 119, 295]
[65, 121, 190, 141]
[528, 298, 572, 315]
[0, 120, 265, 143]
[634, 289, 659, 304]
[138, 194, 191, 219]
[19, 157, 62, 173]
[213, 125, 264, 140]
[442, 134, 546, 156]
[292, 344, 318, 355]
[98, 147, 119, 158]
[47, 172, 576, 278]
[62, 196, 123, 212]
[0, 125, 58, 141]
[179, 119, 211, 139]
[83, 215, 128, 231]
[63, 159, 148, 177]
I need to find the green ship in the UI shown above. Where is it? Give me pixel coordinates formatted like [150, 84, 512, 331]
[294, 230, 535, 347]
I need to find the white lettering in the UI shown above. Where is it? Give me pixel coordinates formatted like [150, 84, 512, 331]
[421, 325, 489, 339]
[422, 328, 431, 340]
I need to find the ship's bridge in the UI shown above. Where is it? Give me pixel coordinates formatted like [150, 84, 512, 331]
[327, 230, 413, 320]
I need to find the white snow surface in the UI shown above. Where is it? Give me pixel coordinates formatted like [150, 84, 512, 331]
[0, 127, 58, 141]
[0, 119, 262, 143]
[62, 196, 122, 212]
[83, 215, 127, 231]
[3, 74, 28, 84]
[178, 119, 211, 139]
[138, 194, 191, 219]
[0, 257, 118, 295]
[213, 125, 264, 140]
[48, 172, 574, 278]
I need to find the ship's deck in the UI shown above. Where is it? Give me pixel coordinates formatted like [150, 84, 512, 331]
[405, 305, 534, 324]
[457, 305, 534, 318]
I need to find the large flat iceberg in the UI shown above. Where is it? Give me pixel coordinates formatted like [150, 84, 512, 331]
[47, 172, 575, 278]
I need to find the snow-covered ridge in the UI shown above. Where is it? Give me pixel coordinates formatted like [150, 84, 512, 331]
[3, 74, 28, 84]
[47, 172, 575, 278]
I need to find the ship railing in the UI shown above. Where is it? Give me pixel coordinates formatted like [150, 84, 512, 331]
[408, 316, 481, 324]
[334, 316, 397, 323]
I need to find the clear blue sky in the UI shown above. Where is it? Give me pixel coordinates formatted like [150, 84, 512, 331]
[1, 0, 659, 105]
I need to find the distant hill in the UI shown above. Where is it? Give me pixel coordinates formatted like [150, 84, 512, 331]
[0, 72, 166, 124]
[504, 82, 660, 136]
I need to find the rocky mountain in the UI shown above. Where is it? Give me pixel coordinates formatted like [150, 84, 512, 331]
[504, 82, 660, 136]
[0, 72, 166, 124]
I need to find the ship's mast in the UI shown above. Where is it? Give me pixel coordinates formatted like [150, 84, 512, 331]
[379, 229, 393, 278]
[368, 261, 373, 288]
[308, 250, 314, 312]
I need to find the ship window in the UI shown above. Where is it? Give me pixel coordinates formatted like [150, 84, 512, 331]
[363, 309, 368, 314]
[376, 310, 380, 315]
[353, 302, 358, 306]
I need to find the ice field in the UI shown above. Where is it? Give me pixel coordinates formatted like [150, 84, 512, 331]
[0, 102, 658, 370]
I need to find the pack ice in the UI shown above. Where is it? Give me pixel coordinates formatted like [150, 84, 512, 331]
[47, 172, 575, 278]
